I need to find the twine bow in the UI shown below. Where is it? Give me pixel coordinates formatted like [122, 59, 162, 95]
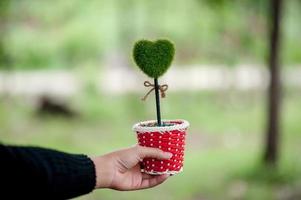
[141, 81, 168, 101]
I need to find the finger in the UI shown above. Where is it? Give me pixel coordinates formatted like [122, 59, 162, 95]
[142, 173, 155, 179]
[140, 174, 169, 189]
[136, 145, 173, 160]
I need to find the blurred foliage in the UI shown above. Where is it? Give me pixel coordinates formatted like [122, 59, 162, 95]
[0, 0, 10, 69]
[0, 0, 300, 70]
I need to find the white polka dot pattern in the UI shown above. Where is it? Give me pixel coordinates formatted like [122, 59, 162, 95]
[135, 119, 189, 175]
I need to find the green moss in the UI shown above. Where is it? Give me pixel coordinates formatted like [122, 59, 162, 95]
[133, 39, 175, 78]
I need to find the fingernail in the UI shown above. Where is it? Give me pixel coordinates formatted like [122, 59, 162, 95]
[164, 152, 173, 158]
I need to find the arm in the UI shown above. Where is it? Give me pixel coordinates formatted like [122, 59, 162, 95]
[0, 144, 95, 199]
[1, 144, 172, 199]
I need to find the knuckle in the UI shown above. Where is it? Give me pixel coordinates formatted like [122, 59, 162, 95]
[156, 148, 162, 153]
[155, 148, 163, 155]
[135, 145, 142, 153]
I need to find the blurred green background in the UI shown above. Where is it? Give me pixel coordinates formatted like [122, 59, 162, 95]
[0, 0, 301, 199]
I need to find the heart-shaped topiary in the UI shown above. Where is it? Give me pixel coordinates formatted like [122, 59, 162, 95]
[133, 39, 175, 78]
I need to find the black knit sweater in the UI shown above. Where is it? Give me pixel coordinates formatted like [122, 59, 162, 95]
[0, 144, 96, 199]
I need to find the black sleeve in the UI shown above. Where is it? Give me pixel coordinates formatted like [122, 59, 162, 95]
[0, 144, 96, 199]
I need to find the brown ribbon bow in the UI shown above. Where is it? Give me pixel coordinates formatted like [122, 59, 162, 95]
[141, 81, 168, 101]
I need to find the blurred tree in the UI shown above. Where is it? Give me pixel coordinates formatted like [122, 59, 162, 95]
[0, 0, 12, 100]
[263, 0, 283, 166]
[0, 0, 11, 70]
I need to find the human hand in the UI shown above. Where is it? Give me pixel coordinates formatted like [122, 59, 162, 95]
[91, 145, 172, 190]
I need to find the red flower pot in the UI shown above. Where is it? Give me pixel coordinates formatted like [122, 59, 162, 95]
[133, 119, 189, 175]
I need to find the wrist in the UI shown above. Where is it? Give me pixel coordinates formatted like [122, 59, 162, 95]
[91, 155, 115, 189]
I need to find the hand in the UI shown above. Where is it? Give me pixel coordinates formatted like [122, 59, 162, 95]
[91, 145, 173, 190]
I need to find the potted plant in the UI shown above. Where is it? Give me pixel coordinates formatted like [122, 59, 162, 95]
[132, 39, 189, 175]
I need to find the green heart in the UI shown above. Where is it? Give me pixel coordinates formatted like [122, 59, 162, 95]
[133, 39, 175, 78]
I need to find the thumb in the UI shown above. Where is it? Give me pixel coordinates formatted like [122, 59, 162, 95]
[136, 145, 173, 160]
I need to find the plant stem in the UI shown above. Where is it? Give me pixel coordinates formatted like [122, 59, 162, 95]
[154, 78, 162, 126]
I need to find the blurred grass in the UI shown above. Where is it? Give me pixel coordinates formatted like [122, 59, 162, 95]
[0, 90, 301, 199]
